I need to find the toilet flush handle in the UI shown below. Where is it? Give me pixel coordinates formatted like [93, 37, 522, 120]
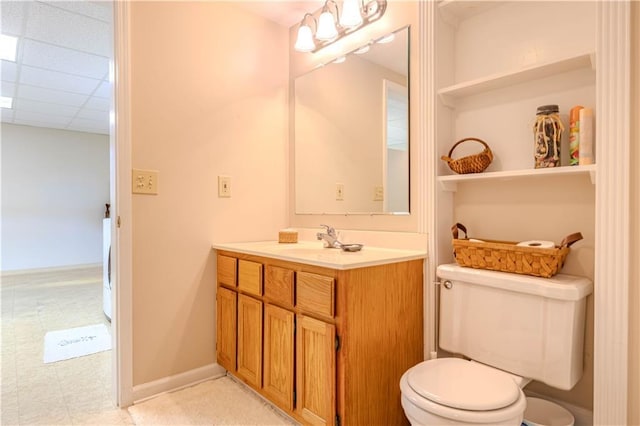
[443, 280, 453, 289]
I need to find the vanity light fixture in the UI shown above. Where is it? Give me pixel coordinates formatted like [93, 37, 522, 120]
[333, 56, 346, 64]
[294, 0, 387, 53]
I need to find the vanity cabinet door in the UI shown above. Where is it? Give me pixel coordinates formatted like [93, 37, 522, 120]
[237, 294, 263, 389]
[263, 304, 294, 411]
[238, 259, 263, 297]
[217, 255, 237, 288]
[216, 287, 237, 372]
[296, 315, 336, 426]
[264, 265, 294, 308]
[297, 272, 335, 319]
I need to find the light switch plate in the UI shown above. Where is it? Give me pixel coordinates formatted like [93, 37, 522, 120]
[374, 185, 384, 201]
[132, 169, 158, 195]
[218, 176, 231, 197]
[336, 183, 344, 201]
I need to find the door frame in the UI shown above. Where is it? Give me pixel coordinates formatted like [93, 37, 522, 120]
[112, 0, 133, 407]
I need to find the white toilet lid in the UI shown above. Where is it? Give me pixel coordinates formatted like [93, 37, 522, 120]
[407, 358, 521, 411]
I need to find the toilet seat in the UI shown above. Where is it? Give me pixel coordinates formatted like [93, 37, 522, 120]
[400, 359, 527, 424]
[407, 358, 521, 410]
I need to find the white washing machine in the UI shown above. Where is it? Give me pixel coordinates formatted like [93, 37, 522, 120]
[103, 218, 112, 321]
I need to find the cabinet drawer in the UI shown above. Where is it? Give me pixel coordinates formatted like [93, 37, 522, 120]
[264, 265, 294, 308]
[296, 272, 335, 318]
[238, 259, 263, 296]
[217, 255, 237, 287]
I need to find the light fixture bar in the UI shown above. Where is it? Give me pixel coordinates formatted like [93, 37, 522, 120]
[295, 0, 387, 54]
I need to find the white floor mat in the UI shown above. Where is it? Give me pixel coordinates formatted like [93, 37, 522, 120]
[43, 323, 111, 363]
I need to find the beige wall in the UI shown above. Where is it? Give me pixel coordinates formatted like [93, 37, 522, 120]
[129, 2, 288, 385]
[629, 2, 639, 424]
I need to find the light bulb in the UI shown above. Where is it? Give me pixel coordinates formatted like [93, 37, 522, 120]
[316, 11, 338, 41]
[340, 0, 363, 28]
[294, 24, 316, 52]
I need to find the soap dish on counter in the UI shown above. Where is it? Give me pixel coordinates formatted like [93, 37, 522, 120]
[341, 243, 363, 252]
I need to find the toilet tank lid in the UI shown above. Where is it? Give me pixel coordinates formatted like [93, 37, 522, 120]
[437, 264, 593, 301]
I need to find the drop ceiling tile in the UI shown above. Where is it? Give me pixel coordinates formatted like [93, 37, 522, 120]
[25, 2, 111, 57]
[14, 109, 72, 126]
[44, 1, 113, 23]
[20, 65, 102, 95]
[2, 81, 16, 98]
[22, 39, 109, 79]
[17, 84, 88, 107]
[84, 96, 109, 111]
[1, 2, 26, 35]
[14, 98, 79, 118]
[93, 80, 111, 98]
[75, 107, 107, 121]
[1, 60, 18, 82]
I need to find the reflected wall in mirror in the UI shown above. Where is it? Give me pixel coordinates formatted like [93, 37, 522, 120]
[294, 26, 409, 215]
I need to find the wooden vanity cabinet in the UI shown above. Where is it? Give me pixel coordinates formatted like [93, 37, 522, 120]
[215, 251, 423, 426]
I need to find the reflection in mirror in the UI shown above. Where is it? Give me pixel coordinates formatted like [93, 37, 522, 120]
[294, 26, 409, 215]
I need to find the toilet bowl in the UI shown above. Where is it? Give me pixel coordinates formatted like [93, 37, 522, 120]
[400, 358, 527, 426]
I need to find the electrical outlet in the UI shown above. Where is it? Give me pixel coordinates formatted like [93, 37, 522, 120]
[374, 185, 384, 201]
[132, 169, 158, 195]
[336, 183, 344, 201]
[218, 176, 231, 197]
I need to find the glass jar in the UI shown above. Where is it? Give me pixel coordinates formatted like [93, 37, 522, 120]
[533, 104, 564, 168]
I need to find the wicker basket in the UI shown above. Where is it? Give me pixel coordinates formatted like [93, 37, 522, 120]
[451, 223, 582, 278]
[441, 138, 493, 174]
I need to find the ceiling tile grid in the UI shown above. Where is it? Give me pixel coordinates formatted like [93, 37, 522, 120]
[1, 0, 112, 135]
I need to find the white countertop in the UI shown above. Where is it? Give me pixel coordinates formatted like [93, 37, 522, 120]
[212, 240, 427, 270]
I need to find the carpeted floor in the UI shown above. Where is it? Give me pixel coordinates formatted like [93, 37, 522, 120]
[128, 376, 297, 425]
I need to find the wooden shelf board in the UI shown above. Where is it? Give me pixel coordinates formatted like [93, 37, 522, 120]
[437, 164, 596, 191]
[438, 52, 595, 107]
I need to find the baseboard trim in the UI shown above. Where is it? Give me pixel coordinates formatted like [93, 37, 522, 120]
[1, 263, 102, 277]
[132, 363, 226, 404]
[524, 390, 593, 426]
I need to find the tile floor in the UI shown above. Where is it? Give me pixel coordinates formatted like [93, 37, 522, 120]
[1, 266, 133, 425]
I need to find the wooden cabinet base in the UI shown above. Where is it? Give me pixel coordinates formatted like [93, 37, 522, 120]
[216, 251, 423, 426]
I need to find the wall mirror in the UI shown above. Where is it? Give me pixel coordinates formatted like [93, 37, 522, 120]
[294, 26, 410, 215]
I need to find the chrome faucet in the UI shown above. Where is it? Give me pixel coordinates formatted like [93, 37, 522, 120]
[316, 224, 342, 248]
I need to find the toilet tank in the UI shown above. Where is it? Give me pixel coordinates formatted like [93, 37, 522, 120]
[436, 264, 593, 390]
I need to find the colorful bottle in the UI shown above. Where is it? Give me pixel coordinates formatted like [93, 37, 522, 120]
[579, 107, 594, 165]
[569, 105, 583, 166]
[533, 105, 564, 168]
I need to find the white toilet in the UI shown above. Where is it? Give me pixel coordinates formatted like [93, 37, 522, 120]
[400, 264, 593, 426]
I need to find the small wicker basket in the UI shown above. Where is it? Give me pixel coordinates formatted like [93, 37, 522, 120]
[451, 223, 582, 278]
[441, 138, 493, 174]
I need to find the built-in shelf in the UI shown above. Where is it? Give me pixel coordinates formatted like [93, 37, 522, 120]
[438, 52, 596, 107]
[437, 164, 596, 191]
[437, 0, 504, 26]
